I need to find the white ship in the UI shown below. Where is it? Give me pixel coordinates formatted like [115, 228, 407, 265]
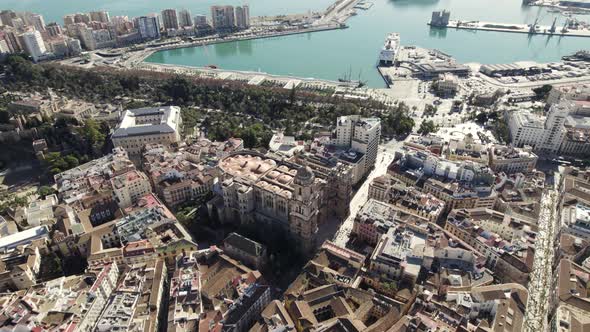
[379, 33, 400, 67]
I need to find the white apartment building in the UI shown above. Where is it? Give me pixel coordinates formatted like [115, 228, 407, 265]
[508, 100, 574, 154]
[334, 115, 381, 177]
[20, 30, 46, 62]
[112, 106, 182, 155]
[211, 5, 235, 30]
[235, 5, 250, 29]
[111, 170, 152, 208]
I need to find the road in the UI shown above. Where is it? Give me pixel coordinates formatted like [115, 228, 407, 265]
[332, 138, 404, 247]
[522, 188, 560, 332]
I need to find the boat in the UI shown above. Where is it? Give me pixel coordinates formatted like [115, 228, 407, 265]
[207, 64, 219, 69]
[338, 66, 366, 88]
[378, 33, 400, 67]
[562, 50, 590, 62]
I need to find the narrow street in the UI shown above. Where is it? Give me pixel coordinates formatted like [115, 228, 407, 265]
[523, 188, 560, 332]
[332, 138, 404, 247]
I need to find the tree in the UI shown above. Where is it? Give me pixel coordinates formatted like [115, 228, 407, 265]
[532, 84, 553, 100]
[45, 152, 80, 174]
[64, 155, 79, 168]
[241, 127, 258, 148]
[38, 186, 56, 198]
[381, 102, 415, 137]
[424, 104, 437, 117]
[418, 120, 437, 135]
[77, 119, 107, 155]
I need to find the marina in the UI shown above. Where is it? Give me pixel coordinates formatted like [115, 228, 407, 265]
[10, 0, 589, 88]
[144, 0, 590, 88]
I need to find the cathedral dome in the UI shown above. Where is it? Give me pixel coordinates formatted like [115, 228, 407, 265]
[295, 166, 315, 185]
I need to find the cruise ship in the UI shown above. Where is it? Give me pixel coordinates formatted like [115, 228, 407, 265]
[379, 33, 400, 67]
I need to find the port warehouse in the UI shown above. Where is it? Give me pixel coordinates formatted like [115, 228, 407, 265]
[560, 0, 590, 8]
[412, 62, 470, 79]
[479, 61, 550, 77]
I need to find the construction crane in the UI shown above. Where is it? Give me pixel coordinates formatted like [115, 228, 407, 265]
[549, 17, 557, 33]
[529, 17, 539, 33]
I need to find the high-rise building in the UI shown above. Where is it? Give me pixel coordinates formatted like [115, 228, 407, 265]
[194, 14, 208, 27]
[46, 22, 63, 37]
[508, 100, 574, 155]
[211, 5, 235, 30]
[137, 15, 161, 40]
[110, 16, 134, 34]
[178, 9, 193, 27]
[77, 25, 96, 50]
[0, 10, 17, 27]
[235, 5, 250, 29]
[334, 116, 381, 177]
[29, 14, 45, 32]
[20, 30, 47, 62]
[89, 11, 110, 23]
[66, 37, 82, 55]
[161, 9, 179, 30]
[73, 13, 91, 24]
[0, 28, 22, 53]
[63, 14, 75, 26]
[10, 18, 25, 31]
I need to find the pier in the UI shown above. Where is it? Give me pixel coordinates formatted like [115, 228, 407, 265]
[429, 19, 590, 38]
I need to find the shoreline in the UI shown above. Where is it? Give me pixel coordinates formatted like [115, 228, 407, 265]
[139, 24, 346, 64]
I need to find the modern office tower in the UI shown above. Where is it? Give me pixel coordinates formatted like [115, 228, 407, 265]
[194, 14, 208, 26]
[211, 5, 235, 30]
[161, 9, 179, 30]
[235, 5, 250, 29]
[20, 30, 47, 62]
[178, 9, 193, 27]
[89, 11, 110, 23]
[137, 15, 161, 40]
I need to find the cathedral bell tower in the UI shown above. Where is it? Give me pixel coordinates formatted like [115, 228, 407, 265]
[290, 166, 319, 254]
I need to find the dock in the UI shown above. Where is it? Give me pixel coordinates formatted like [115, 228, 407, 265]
[430, 19, 590, 38]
